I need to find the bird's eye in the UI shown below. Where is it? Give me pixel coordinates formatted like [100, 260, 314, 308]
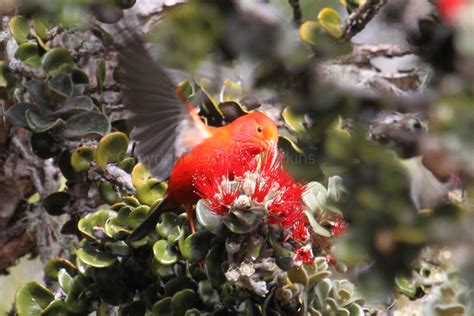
[257, 126, 263, 133]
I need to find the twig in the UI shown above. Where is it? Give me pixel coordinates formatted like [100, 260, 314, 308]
[342, 0, 388, 41]
[94, 164, 136, 195]
[335, 44, 413, 67]
[288, 0, 303, 27]
[9, 59, 44, 80]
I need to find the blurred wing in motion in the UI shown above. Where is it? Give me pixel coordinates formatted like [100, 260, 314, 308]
[116, 30, 211, 180]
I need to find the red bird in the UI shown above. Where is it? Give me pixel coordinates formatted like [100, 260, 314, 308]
[117, 33, 279, 241]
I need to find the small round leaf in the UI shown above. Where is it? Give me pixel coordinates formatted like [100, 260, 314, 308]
[41, 48, 74, 72]
[8, 16, 31, 44]
[153, 240, 178, 265]
[171, 289, 200, 316]
[43, 192, 70, 216]
[76, 246, 116, 268]
[15, 42, 42, 68]
[71, 146, 95, 172]
[64, 111, 111, 138]
[299, 21, 320, 45]
[317, 8, 343, 38]
[95, 132, 129, 169]
[15, 281, 54, 316]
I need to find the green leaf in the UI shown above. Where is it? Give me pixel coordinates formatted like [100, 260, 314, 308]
[195, 80, 223, 126]
[95, 132, 128, 169]
[395, 274, 420, 299]
[168, 225, 184, 244]
[348, 304, 365, 316]
[128, 205, 150, 229]
[58, 269, 73, 293]
[305, 210, 331, 237]
[15, 281, 54, 316]
[302, 181, 328, 212]
[70, 68, 90, 84]
[5, 103, 30, 127]
[99, 181, 119, 205]
[185, 309, 201, 316]
[35, 35, 49, 52]
[120, 301, 146, 316]
[164, 277, 198, 297]
[24, 80, 50, 108]
[278, 133, 304, 154]
[180, 231, 212, 262]
[41, 300, 67, 316]
[58, 149, 80, 182]
[282, 106, 305, 133]
[43, 192, 70, 216]
[96, 59, 106, 93]
[122, 196, 141, 207]
[104, 209, 131, 238]
[131, 163, 152, 187]
[63, 111, 111, 138]
[152, 297, 172, 316]
[318, 8, 343, 38]
[0, 61, 15, 88]
[198, 280, 221, 307]
[205, 244, 226, 287]
[44, 258, 77, 281]
[32, 16, 49, 40]
[15, 42, 42, 68]
[25, 109, 64, 133]
[195, 200, 224, 235]
[222, 210, 263, 234]
[269, 234, 293, 271]
[171, 289, 200, 316]
[31, 132, 59, 159]
[41, 48, 74, 72]
[177, 80, 194, 99]
[220, 79, 242, 102]
[91, 25, 114, 48]
[47, 73, 73, 104]
[153, 240, 179, 265]
[105, 240, 131, 257]
[8, 16, 31, 44]
[118, 157, 136, 173]
[287, 264, 311, 287]
[132, 163, 167, 206]
[151, 259, 175, 278]
[64, 275, 90, 314]
[156, 213, 180, 239]
[77, 245, 116, 268]
[218, 101, 248, 122]
[136, 181, 167, 205]
[58, 96, 95, 115]
[71, 146, 95, 172]
[299, 21, 320, 45]
[78, 209, 116, 240]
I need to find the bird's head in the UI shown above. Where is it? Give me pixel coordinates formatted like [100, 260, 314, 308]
[229, 111, 279, 151]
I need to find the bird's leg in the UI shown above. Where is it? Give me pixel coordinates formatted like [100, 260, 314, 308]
[185, 204, 196, 234]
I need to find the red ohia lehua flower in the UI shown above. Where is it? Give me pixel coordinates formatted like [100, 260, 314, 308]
[438, 0, 466, 22]
[331, 216, 348, 237]
[193, 146, 309, 243]
[193, 151, 245, 215]
[295, 246, 314, 265]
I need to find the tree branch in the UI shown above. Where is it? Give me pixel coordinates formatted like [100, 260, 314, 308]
[93, 164, 136, 195]
[288, 0, 303, 27]
[335, 44, 413, 67]
[342, 0, 388, 41]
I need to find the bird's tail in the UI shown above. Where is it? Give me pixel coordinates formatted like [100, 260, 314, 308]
[127, 196, 176, 242]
